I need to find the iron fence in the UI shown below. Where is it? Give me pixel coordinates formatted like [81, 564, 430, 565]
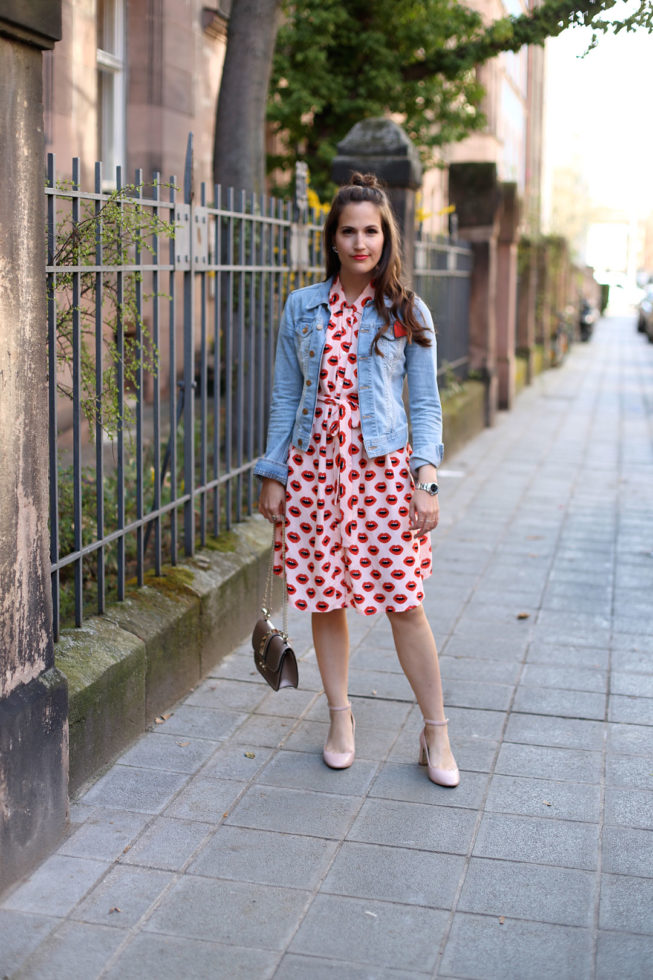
[47, 137, 471, 638]
[414, 229, 472, 381]
[47, 137, 323, 638]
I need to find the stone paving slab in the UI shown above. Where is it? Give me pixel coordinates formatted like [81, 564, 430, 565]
[103, 935, 280, 980]
[3, 317, 653, 978]
[457, 858, 596, 928]
[288, 895, 449, 973]
[13, 922, 127, 980]
[439, 914, 593, 980]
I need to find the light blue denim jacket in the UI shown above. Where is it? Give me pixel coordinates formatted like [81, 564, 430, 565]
[254, 278, 444, 484]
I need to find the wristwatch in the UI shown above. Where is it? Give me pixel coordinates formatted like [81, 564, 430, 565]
[415, 481, 439, 496]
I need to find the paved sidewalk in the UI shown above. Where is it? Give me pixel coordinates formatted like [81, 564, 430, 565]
[2, 316, 652, 979]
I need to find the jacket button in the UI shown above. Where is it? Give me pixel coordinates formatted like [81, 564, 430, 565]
[302, 408, 309, 415]
[309, 350, 315, 357]
[306, 380, 312, 387]
[302, 326, 308, 334]
[298, 438, 303, 446]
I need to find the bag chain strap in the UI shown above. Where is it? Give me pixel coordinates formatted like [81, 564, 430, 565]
[261, 522, 288, 638]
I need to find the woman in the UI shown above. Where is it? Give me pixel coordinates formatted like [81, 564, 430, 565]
[255, 173, 459, 787]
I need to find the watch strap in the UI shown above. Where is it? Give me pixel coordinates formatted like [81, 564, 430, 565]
[415, 481, 439, 495]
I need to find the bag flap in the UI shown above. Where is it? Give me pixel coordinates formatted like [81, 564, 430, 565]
[261, 631, 294, 673]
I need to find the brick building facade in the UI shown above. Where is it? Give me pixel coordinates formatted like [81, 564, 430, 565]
[44, 0, 229, 187]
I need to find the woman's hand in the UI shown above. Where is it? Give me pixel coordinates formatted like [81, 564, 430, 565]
[258, 477, 286, 524]
[410, 465, 439, 536]
[409, 488, 440, 536]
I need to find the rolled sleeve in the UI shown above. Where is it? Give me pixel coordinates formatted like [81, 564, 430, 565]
[254, 294, 304, 486]
[405, 298, 444, 468]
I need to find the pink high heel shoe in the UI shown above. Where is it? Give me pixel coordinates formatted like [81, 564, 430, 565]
[323, 704, 355, 770]
[419, 718, 460, 787]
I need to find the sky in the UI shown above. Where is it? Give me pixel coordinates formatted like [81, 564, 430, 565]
[544, 16, 653, 217]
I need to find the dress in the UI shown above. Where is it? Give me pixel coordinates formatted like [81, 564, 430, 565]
[274, 280, 432, 615]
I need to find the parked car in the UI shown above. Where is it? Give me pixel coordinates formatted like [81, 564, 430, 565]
[636, 284, 653, 336]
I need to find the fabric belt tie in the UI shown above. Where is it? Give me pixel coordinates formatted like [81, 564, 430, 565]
[316, 392, 361, 495]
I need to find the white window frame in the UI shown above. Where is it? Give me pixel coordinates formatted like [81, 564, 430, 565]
[97, 0, 126, 186]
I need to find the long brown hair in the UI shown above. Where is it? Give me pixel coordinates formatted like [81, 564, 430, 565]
[323, 172, 431, 350]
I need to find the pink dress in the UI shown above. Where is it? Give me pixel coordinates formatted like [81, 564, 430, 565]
[274, 280, 432, 615]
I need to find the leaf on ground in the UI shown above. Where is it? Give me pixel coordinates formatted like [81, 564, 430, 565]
[244, 752, 256, 759]
[155, 712, 173, 724]
[176, 741, 190, 747]
[543, 800, 552, 806]
[516, 612, 530, 620]
[109, 907, 121, 914]
[499, 915, 505, 925]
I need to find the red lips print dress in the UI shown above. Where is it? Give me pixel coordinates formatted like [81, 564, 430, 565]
[274, 280, 432, 615]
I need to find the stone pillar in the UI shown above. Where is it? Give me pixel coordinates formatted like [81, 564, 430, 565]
[331, 118, 422, 284]
[448, 163, 501, 425]
[535, 239, 552, 362]
[517, 238, 537, 384]
[0, 0, 68, 894]
[495, 182, 520, 410]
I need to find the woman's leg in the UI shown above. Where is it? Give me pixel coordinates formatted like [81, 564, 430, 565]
[386, 605, 457, 771]
[312, 608, 354, 754]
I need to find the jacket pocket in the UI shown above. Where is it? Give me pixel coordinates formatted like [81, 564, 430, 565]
[294, 317, 317, 365]
[377, 331, 406, 362]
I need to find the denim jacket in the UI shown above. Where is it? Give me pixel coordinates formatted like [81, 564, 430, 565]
[254, 278, 444, 484]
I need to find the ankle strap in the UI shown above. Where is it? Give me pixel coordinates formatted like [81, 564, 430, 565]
[423, 717, 449, 726]
[328, 703, 351, 712]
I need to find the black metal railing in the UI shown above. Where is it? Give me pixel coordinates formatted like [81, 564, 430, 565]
[414, 229, 473, 382]
[47, 136, 323, 638]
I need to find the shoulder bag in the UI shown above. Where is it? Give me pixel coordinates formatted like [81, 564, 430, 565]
[252, 526, 298, 691]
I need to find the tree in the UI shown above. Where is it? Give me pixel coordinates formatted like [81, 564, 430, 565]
[213, 0, 283, 193]
[266, 0, 653, 197]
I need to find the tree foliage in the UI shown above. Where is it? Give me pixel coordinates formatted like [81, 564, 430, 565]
[404, 0, 653, 80]
[267, 0, 653, 197]
[268, 0, 486, 198]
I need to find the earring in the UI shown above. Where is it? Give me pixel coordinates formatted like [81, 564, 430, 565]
[332, 246, 338, 253]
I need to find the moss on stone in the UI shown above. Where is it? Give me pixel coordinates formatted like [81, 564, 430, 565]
[442, 379, 486, 459]
[203, 531, 239, 553]
[515, 353, 529, 394]
[532, 344, 548, 375]
[141, 566, 195, 598]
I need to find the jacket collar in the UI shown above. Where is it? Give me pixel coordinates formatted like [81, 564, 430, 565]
[302, 278, 334, 310]
[302, 277, 393, 311]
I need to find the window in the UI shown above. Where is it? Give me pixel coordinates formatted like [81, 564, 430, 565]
[97, 0, 126, 182]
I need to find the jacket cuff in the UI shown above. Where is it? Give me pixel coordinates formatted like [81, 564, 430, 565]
[410, 444, 444, 471]
[253, 458, 288, 485]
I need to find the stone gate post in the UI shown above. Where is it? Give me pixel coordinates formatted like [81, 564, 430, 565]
[495, 182, 520, 409]
[517, 238, 537, 384]
[331, 118, 422, 285]
[448, 163, 501, 425]
[0, 0, 68, 893]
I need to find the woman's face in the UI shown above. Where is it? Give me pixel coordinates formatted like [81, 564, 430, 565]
[334, 201, 384, 282]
